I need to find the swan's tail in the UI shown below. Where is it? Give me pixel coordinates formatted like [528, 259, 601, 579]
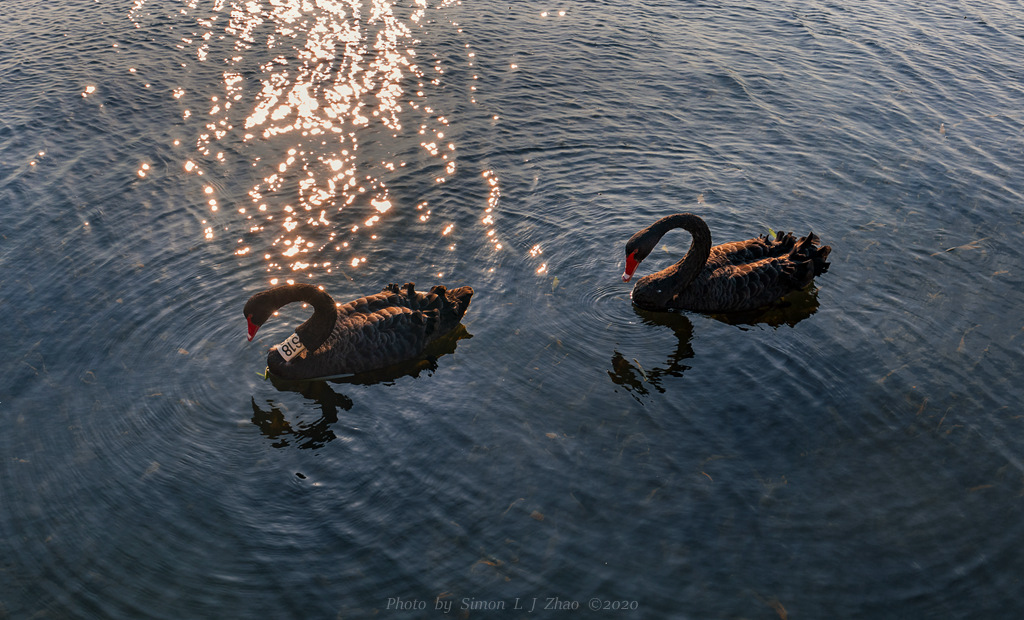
[771, 231, 831, 288]
[789, 231, 831, 277]
[432, 284, 474, 322]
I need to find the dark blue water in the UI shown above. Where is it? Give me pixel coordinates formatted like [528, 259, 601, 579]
[3, 0, 1023, 617]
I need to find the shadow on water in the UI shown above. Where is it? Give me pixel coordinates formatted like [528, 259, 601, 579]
[609, 287, 822, 398]
[707, 285, 823, 329]
[250, 326, 472, 449]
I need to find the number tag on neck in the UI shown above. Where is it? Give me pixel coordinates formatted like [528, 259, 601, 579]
[276, 333, 307, 361]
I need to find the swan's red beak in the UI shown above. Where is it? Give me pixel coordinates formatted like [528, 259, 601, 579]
[246, 316, 260, 342]
[622, 251, 640, 282]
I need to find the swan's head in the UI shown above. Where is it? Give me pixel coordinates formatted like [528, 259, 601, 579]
[622, 228, 656, 282]
[243, 290, 278, 341]
[243, 310, 269, 342]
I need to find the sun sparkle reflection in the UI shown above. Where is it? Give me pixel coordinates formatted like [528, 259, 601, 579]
[130, 0, 515, 283]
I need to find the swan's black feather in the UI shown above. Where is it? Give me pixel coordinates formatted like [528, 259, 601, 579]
[244, 282, 473, 380]
[626, 213, 830, 313]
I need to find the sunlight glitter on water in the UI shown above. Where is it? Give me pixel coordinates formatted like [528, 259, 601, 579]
[132, 0, 504, 283]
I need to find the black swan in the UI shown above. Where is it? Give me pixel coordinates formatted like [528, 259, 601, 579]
[244, 282, 473, 380]
[622, 213, 830, 313]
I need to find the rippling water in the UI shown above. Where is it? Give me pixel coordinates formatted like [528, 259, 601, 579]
[3, 0, 1024, 617]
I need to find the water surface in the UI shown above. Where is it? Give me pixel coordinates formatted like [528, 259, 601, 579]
[2, 0, 1023, 617]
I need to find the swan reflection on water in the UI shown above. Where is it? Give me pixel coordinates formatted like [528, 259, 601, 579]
[251, 388, 353, 451]
[609, 286, 822, 399]
[250, 326, 471, 449]
[609, 310, 696, 398]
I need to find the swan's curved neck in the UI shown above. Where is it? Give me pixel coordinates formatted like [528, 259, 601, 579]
[633, 213, 712, 309]
[251, 284, 338, 351]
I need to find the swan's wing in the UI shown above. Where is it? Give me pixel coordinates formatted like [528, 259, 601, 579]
[338, 283, 450, 319]
[707, 232, 800, 269]
[675, 256, 807, 313]
[319, 306, 438, 374]
[675, 231, 830, 313]
[338, 289, 408, 316]
[709, 254, 819, 310]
